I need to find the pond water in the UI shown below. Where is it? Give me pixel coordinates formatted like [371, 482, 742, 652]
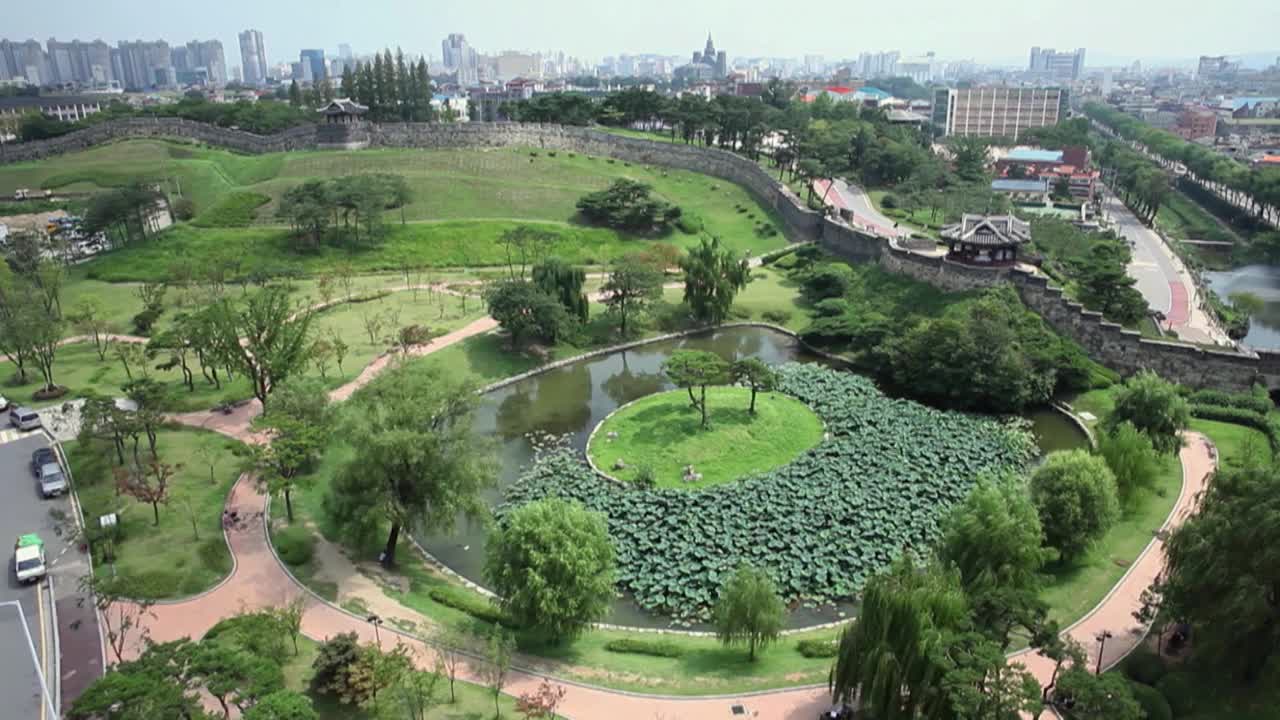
[1204, 264, 1280, 350]
[417, 326, 1089, 629]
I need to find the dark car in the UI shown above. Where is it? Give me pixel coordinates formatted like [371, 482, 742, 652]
[31, 447, 56, 476]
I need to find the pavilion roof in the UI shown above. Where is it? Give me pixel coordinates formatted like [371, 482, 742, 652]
[941, 214, 1031, 247]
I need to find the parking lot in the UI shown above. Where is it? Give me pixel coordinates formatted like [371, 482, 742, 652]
[0, 412, 103, 716]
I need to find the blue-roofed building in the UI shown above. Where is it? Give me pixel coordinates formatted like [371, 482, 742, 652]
[1004, 148, 1064, 164]
[852, 86, 893, 106]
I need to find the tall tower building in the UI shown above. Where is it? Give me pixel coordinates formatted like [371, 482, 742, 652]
[238, 29, 267, 85]
[441, 33, 478, 84]
[299, 49, 326, 83]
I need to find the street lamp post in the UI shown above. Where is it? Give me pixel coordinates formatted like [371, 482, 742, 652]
[367, 614, 383, 647]
[1095, 630, 1114, 674]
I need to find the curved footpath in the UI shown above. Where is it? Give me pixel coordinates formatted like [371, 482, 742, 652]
[97, 287, 1215, 716]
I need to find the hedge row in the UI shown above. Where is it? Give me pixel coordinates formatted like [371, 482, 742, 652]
[1189, 403, 1280, 451]
[427, 586, 519, 629]
[1185, 388, 1272, 416]
[602, 638, 686, 658]
[795, 638, 839, 658]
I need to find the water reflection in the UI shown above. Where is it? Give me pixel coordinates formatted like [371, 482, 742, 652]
[1205, 264, 1280, 350]
[417, 327, 1089, 629]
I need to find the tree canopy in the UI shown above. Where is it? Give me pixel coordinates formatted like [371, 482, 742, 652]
[485, 498, 616, 643]
[713, 565, 785, 661]
[575, 179, 682, 232]
[680, 236, 749, 325]
[1030, 450, 1121, 563]
[1104, 371, 1190, 455]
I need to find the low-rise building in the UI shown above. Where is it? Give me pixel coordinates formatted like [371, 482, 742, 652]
[1175, 107, 1218, 140]
[430, 93, 469, 121]
[0, 94, 105, 123]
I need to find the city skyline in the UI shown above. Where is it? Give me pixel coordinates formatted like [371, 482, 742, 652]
[3, 0, 1277, 72]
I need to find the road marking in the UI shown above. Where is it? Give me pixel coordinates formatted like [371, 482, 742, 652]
[37, 581, 47, 720]
[0, 428, 20, 445]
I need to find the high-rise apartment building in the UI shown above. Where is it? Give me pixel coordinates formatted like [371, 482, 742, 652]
[442, 33, 478, 84]
[0, 39, 52, 85]
[44, 39, 114, 85]
[933, 86, 1068, 139]
[856, 51, 900, 79]
[238, 29, 267, 85]
[1028, 47, 1085, 81]
[300, 49, 326, 83]
[116, 40, 174, 90]
[495, 51, 541, 81]
[1197, 55, 1235, 80]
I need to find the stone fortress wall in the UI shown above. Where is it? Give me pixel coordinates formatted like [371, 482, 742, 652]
[1, 118, 1270, 390]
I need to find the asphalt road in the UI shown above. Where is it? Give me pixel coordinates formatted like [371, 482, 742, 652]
[1106, 192, 1176, 316]
[0, 417, 103, 717]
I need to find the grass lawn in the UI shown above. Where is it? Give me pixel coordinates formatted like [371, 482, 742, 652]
[586, 387, 824, 489]
[733, 267, 811, 331]
[15, 139, 788, 283]
[281, 635, 528, 720]
[68, 428, 244, 599]
[1157, 189, 1241, 245]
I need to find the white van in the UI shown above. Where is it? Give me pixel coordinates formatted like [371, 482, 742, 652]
[9, 407, 41, 432]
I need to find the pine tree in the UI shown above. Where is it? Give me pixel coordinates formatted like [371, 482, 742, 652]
[382, 49, 398, 119]
[288, 79, 301, 107]
[340, 66, 355, 99]
[396, 48, 411, 121]
[356, 62, 374, 109]
[371, 53, 386, 119]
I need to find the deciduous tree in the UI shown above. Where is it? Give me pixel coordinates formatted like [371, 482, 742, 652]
[485, 498, 616, 643]
[1030, 450, 1120, 563]
[680, 236, 749, 324]
[209, 287, 314, 410]
[325, 365, 494, 567]
[730, 358, 776, 414]
[713, 565, 784, 661]
[1104, 370, 1190, 455]
[1098, 420, 1162, 508]
[599, 253, 663, 337]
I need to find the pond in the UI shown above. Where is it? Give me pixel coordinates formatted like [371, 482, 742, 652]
[1204, 264, 1280, 350]
[417, 326, 1089, 629]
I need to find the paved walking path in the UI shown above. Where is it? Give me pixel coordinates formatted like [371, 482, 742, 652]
[1009, 431, 1215, 689]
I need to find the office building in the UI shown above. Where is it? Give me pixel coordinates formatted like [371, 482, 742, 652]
[300, 49, 326, 83]
[933, 86, 1068, 139]
[238, 29, 267, 85]
[1197, 55, 1235, 80]
[338, 44, 353, 61]
[1028, 47, 1085, 81]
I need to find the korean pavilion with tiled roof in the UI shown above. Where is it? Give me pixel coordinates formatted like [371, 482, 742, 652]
[940, 214, 1031, 266]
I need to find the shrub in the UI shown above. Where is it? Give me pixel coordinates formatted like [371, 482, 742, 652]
[676, 213, 704, 234]
[131, 308, 161, 335]
[205, 611, 290, 664]
[172, 197, 196, 221]
[428, 585, 519, 629]
[880, 194, 899, 209]
[796, 638, 838, 658]
[603, 638, 685, 658]
[1121, 648, 1168, 686]
[762, 309, 792, 325]
[1187, 388, 1272, 415]
[274, 526, 315, 567]
[1130, 681, 1173, 720]
[1156, 671, 1199, 718]
[311, 632, 360, 695]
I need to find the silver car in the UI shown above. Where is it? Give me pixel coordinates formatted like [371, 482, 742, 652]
[37, 463, 66, 498]
[9, 406, 41, 432]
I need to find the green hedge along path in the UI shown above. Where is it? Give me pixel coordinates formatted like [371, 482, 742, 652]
[587, 387, 825, 489]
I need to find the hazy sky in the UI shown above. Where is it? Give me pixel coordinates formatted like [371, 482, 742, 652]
[7, 0, 1278, 68]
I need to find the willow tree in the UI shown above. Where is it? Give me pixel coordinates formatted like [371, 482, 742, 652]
[324, 365, 496, 567]
[829, 556, 968, 718]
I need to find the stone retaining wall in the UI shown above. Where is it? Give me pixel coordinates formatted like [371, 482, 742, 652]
[1, 118, 1263, 389]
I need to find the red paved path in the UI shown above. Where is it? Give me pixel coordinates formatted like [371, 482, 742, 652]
[1166, 281, 1191, 328]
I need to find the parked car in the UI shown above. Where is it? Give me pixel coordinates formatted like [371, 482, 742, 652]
[9, 406, 41, 431]
[0, 395, 9, 412]
[30, 447, 56, 476]
[14, 534, 46, 584]
[37, 462, 66, 498]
